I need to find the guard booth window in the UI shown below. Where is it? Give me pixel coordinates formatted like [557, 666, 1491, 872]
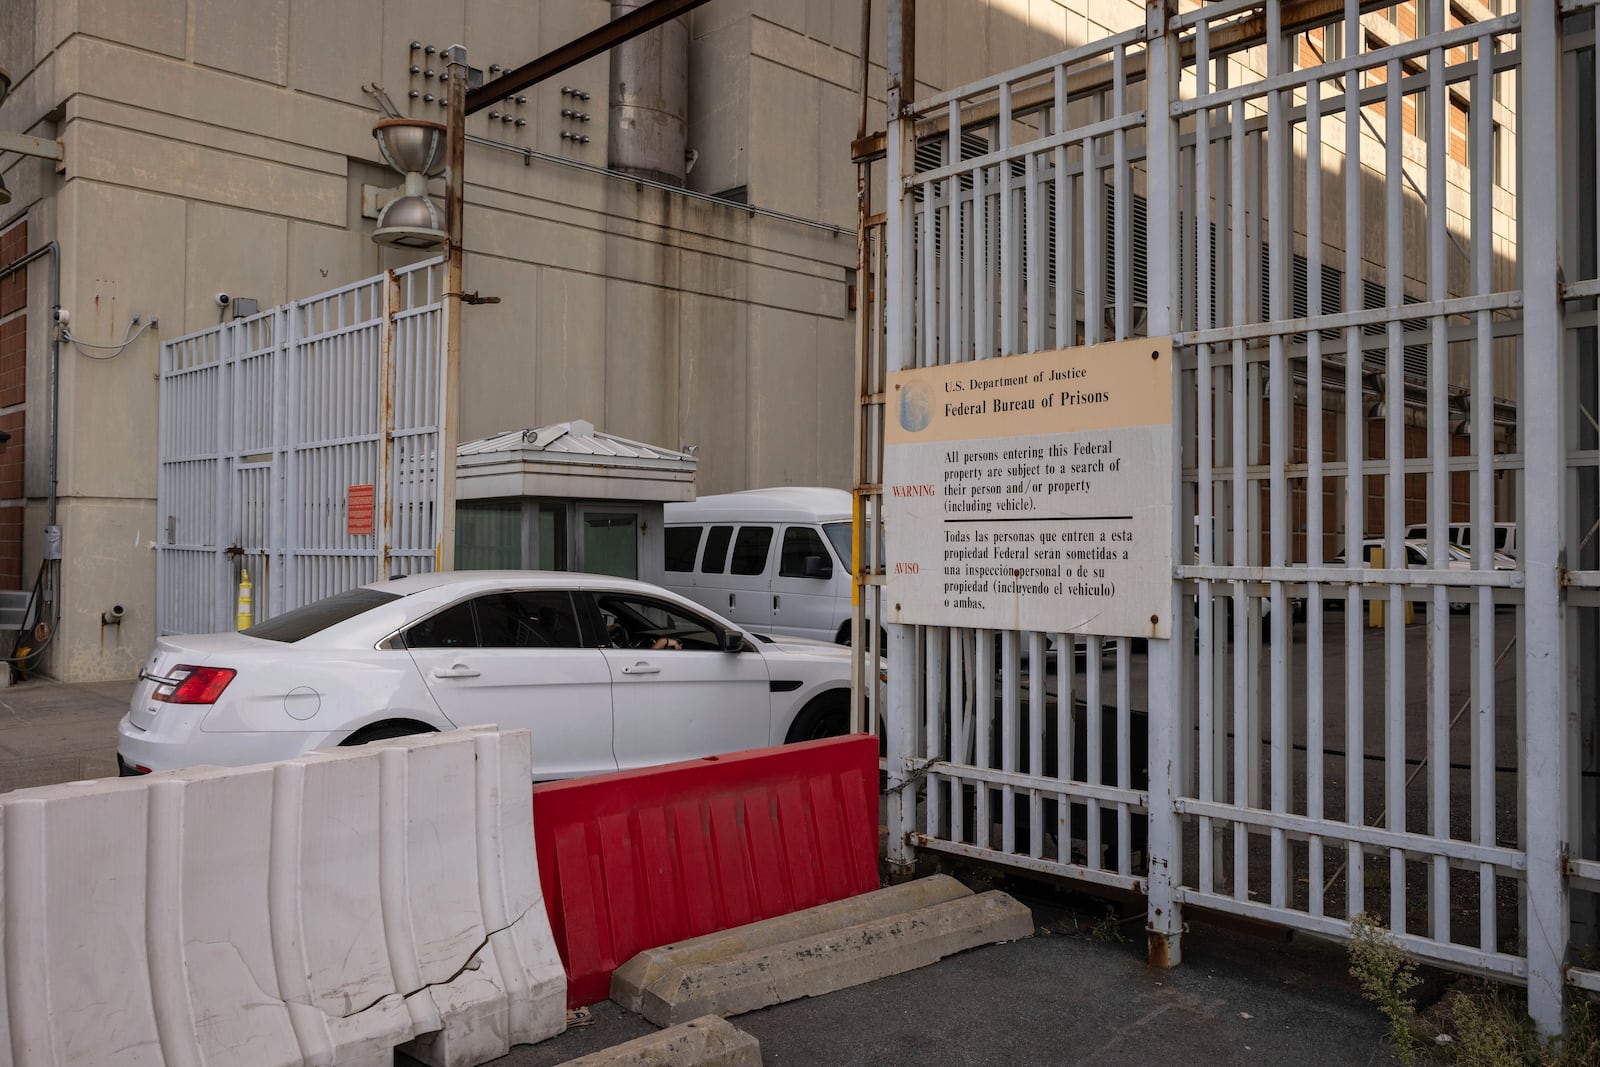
[730, 526, 774, 575]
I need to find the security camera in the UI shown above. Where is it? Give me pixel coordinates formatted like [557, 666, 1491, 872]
[215, 292, 231, 308]
[52, 306, 69, 325]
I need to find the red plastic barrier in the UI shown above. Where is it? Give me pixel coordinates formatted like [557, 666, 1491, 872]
[532, 735, 881, 1008]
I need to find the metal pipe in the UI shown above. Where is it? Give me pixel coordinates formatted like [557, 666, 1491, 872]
[0, 240, 61, 525]
[466, 0, 713, 116]
[439, 45, 467, 572]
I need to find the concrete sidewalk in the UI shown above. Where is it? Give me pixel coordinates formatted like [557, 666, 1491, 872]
[0, 676, 133, 792]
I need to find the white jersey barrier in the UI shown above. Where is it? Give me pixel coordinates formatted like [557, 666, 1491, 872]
[0, 727, 565, 1067]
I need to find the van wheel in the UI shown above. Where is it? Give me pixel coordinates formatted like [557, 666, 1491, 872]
[340, 720, 437, 747]
[784, 692, 850, 743]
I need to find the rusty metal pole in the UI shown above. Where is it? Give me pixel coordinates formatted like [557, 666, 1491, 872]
[883, 0, 916, 876]
[849, 0, 875, 737]
[439, 44, 467, 572]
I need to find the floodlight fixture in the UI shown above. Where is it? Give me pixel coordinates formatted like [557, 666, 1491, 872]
[370, 118, 448, 248]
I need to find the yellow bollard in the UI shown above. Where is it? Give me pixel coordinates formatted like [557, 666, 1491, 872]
[236, 567, 254, 630]
[1367, 547, 1384, 628]
[1365, 546, 1412, 628]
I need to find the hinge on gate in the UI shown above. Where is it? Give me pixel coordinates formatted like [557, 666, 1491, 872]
[224, 544, 244, 560]
[447, 290, 501, 305]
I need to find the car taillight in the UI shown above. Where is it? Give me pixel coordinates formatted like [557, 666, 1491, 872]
[152, 665, 237, 704]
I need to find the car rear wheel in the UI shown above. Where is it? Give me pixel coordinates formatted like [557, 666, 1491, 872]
[339, 720, 437, 747]
[784, 692, 850, 743]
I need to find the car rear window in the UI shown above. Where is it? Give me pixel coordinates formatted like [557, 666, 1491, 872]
[242, 588, 401, 643]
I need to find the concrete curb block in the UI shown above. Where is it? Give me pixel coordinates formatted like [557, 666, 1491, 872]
[610, 873, 973, 1014]
[632, 889, 1035, 1026]
[552, 1015, 761, 1067]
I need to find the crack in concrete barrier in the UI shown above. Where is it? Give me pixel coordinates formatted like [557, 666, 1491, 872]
[341, 900, 542, 1021]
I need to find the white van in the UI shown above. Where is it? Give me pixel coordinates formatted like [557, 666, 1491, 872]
[1404, 521, 1518, 559]
[663, 487, 862, 644]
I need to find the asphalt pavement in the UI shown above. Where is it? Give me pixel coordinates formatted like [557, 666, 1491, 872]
[449, 889, 1405, 1066]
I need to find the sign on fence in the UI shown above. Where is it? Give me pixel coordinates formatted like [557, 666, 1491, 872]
[882, 338, 1173, 638]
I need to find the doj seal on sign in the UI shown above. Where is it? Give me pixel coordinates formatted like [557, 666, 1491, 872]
[899, 380, 932, 433]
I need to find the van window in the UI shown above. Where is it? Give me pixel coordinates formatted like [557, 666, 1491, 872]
[730, 526, 775, 575]
[664, 526, 702, 572]
[700, 525, 733, 574]
[780, 526, 833, 578]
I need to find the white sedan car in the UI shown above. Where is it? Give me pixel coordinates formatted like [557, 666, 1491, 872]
[118, 571, 856, 780]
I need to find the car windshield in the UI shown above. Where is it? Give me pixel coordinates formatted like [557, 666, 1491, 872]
[242, 587, 401, 643]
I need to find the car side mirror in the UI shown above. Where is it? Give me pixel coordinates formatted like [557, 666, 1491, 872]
[803, 554, 832, 579]
[717, 627, 744, 653]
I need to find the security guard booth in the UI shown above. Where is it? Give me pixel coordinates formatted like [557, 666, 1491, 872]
[454, 420, 697, 586]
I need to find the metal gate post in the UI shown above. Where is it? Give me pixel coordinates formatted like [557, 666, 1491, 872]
[1521, 0, 1570, 1037]
[214, 323, 236, 631]
[282, 304, 301, 613]
[1142, 0, 1184, 967]
[269, 307, 290, 618]
[883, 0, 917, 875]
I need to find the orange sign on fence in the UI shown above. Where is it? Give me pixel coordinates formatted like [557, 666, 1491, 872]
[347, 484, 375, 536]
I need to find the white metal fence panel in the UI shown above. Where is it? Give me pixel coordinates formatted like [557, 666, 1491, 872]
[157, 259, 445, 635]
[1559, 0, 1600, 999]
[881, 0, 1591, 1035]
[885, 22, 1160, 911]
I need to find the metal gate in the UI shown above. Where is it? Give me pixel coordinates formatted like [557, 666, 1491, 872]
[873, 0, 1597, 1035]
[157, 259, 446, 634]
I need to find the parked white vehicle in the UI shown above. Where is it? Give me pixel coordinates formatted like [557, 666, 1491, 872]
[1342, 537, 1515, 572]
[663, 487, 871, 645]
[117, 571, 856, 779]
[1333, 538, 1515, 612]
[1404, 521, 1518, 559]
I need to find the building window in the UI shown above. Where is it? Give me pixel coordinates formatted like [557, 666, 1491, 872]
[1492, 123, 1512, 190]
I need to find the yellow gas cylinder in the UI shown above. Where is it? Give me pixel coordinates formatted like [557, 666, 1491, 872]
[237, 567, 254, 630]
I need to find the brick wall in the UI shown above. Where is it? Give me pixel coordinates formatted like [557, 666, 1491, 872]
[0, 220, 27, 590]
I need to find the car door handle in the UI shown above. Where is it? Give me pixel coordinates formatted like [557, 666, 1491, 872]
[431, 665, 481, 679]
[729, 593, 736, 608]
[773, 595, 780, 609]
[620, 663, 661, 675]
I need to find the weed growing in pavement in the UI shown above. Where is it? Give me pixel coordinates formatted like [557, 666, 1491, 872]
[1435, 982, 1600, 1067]
[1348, 913, 1423, 1065]
[1089, 909, 1127, 944]
[1347, 915, 1600, 1067]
